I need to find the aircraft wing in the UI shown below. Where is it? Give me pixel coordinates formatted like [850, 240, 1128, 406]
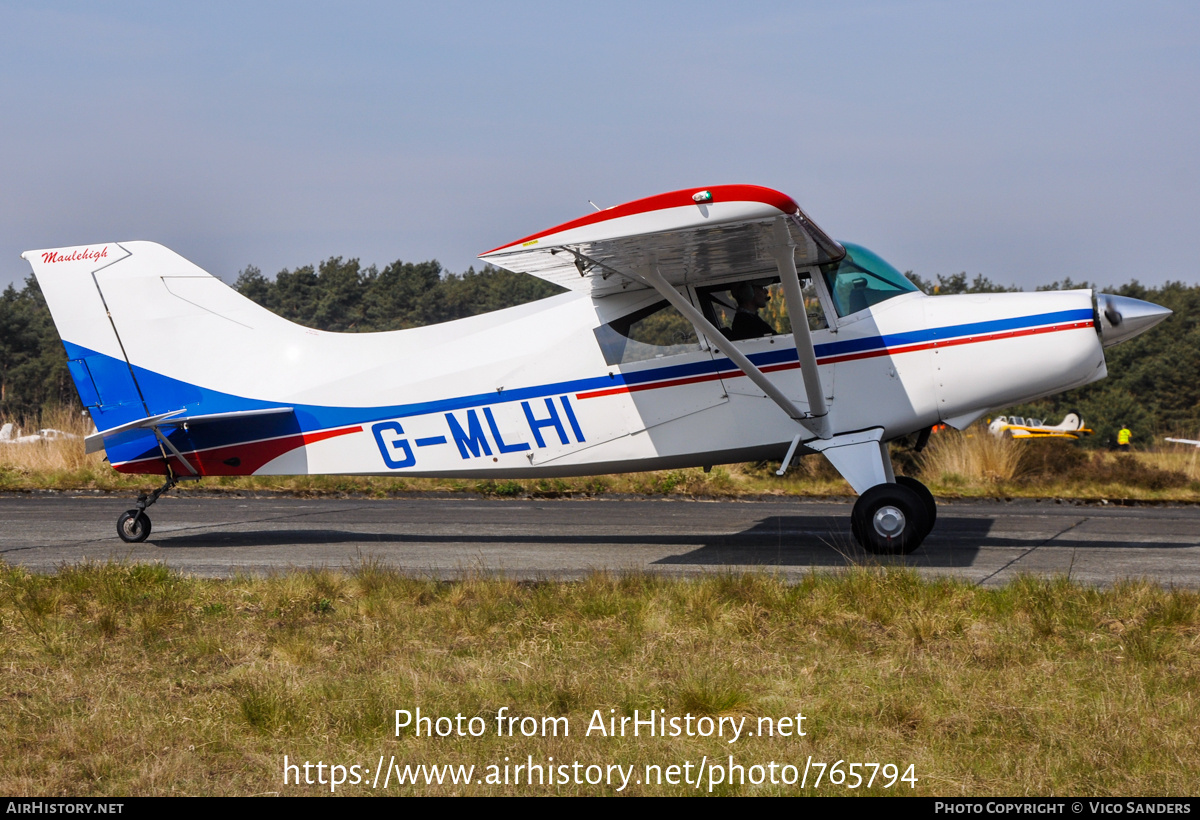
[479, 185, 845, 296]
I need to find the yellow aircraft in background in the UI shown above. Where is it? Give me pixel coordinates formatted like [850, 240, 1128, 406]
[988, 412, 1093, 440]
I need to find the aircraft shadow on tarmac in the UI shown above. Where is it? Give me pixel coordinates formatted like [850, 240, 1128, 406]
[148, 514, 1011, 568]
[651, 515, 988, 567]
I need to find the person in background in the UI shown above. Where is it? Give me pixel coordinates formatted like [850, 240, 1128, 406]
[1117, 424, 1132, 451]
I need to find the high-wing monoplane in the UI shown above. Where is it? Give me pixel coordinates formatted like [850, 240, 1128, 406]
[23, 185, 1173, 553]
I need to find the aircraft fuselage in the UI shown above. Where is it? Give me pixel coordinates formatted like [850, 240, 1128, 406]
[31, 241, 1104, 479]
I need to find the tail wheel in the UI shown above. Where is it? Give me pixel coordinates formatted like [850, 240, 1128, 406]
[895, 476, 937, 537]
[117, 510, 151, 543]
[851, 483, 929, 555]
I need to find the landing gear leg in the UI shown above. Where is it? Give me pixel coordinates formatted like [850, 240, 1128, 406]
[116, 472, 178, 543]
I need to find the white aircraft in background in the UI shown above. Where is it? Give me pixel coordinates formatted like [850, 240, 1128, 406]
[1165, 438, 1200, 448]
[22, 185, 1172, 553]
[988, 412, 1092, 439]
[0, 423, 79, 445]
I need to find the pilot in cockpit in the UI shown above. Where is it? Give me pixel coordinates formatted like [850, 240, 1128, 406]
[728, 280, 775, 341]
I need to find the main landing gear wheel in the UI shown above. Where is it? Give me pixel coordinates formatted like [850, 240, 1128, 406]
[851, 482, 930, 555]
[117, 510, 152, 543]
[895, 475, 936, 538]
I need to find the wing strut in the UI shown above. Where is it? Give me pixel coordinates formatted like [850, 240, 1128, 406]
[628, 260, 832, 440]
[771, 216, 830, 437]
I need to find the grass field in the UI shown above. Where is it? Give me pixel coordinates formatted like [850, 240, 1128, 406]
[2, 563, 1198, 796]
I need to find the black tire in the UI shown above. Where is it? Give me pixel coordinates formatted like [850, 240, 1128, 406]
[851, 483, 929, 555]
[895, 475, 937, 537]
[117, 510, 151, 543]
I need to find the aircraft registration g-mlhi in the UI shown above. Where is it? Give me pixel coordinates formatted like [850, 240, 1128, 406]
[23, 184, 1173, 554]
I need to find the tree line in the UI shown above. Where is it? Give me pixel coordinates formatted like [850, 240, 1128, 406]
[2, 258, 1197, 447]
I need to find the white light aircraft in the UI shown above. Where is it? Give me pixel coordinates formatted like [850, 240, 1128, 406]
[23, 185, 1172, 553]
[0, 423, 80, 445]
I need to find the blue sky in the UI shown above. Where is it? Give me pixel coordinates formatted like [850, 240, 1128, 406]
[3, 2, 1197, 291]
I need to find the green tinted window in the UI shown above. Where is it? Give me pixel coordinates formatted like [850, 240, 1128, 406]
[821, 243, 919, 317]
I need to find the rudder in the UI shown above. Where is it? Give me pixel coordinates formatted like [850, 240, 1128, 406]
[22, 243, 150, 434]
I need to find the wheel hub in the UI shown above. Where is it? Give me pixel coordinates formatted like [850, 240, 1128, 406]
[872, 505, 906, 538]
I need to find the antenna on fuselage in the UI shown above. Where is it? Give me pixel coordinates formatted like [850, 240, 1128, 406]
[588, 200, 602, 212]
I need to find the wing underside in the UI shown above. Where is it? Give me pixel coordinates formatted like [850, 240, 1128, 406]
[479, 185, 844, 296]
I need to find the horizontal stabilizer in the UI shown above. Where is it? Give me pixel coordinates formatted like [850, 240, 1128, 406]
[85, 407, 295, 454]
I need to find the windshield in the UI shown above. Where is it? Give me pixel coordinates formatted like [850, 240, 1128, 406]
[820, 243, 919, 317]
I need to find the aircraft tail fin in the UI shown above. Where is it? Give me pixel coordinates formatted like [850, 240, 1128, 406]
[22, 241, 303, 473]
[1057, 411, 1083, 431]
[23, 243, 148, 435]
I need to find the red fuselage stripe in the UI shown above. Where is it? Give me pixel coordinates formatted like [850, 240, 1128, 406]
[115, 425, 362, 476]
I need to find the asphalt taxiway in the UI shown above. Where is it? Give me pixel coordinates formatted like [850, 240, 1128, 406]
[2, 494, 1198, 587]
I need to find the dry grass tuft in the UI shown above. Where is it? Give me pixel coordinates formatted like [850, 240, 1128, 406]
[915, 426, 1199, 498]
[0, 407, 98, 474]
[916, 427, 1025, 488]
[1146, 443, 1200, 482]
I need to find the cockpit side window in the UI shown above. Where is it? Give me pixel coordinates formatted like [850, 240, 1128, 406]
[820, 243, 919, 318]
[593, 300, 701, 366]
[696, 277, 828, 340]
